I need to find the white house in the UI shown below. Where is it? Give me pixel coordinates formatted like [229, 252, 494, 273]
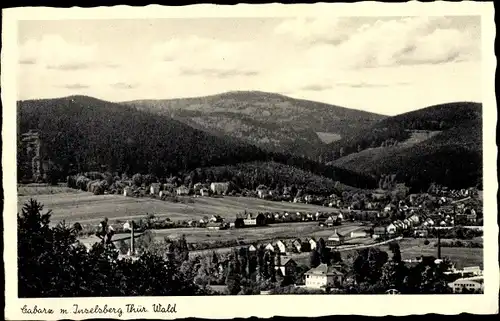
[386, 223, 397, 234]
[123, 186, 132, 197]
[304, 264, 344, 290]
[309, 238, 317, 250]
[150, 183, 160, 195]
[200, 188, 210, 196]
[248, 244, 257, 252]
[176, 185, 189, 196]
[448, 278, 484, 293]
[275, 240, 286, 254]
[210, 182, 229, 195]
[265, 243, 275, 252]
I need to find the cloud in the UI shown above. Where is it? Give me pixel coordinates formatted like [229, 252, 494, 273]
[19, 35, 98, 70]
[150, 36, 256, 78]
[334, 81, 411, 88]
[111, 82, 139, 89]
[280, 16, 480, 69]
[300, 84, 332, 92]
[274, 17, 353, 45]
[180, 67, 259, 79]
[58, 83, 90, 90]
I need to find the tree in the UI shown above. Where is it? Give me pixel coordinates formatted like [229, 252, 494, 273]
[132, 173, 143, 187]
[225, 256, 241, 295]
[309, 249, 320, 268]
[352, 248, 389, 285]
[388, 242, 402, 263]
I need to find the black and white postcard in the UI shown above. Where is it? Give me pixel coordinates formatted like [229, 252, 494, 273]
[2, 2, 498, 320]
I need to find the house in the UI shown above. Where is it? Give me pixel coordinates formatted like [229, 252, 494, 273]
[304, 264, 344, 290]
[386, 223, 397, 234]
[150, 183, 160, 195]
[408, 215, 420, 225]
[206, 222, 225, 230]
[275, 256, 298, 276]
[176, 185, 189, 196]
[210, 182, 229, 195]
[292, 239, 302, 252]
[200, 188, 210, 196]
[350, 230, 367, 238]
[448, 278, 484, 293]
[275, 240, 287, 254]
[327, 230, 346, 247]
[265, 243, 275, 252]
[209, 215, 223, 223]
[413, 228, 428, 238]
[325, 215, 340, 227]
[256, 185, 269, 199]
[243, 213, 266, 227]
[304, 195, 314, 203]
[403, 218, 412, 228]
[373, 226, 387, 239]
[123, 186, 132, 197]
[248, 244, 257, 252]
[462, 266, 482, 276]
[228, 218, 244, 229]
[309, 238, 317, 250]
[384, 204, 395, 212]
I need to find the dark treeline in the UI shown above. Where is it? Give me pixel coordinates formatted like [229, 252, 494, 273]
[17, 96, 377, 189]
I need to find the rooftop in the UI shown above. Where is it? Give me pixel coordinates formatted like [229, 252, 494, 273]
[305, 263, 343, 276]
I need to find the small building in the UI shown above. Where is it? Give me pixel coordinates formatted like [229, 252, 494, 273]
[206, 222, 225, 230]
[150, 183, 160, 195]
[176, 185, 189, 196]
[350, 230, 367, 238]
[275, 256, 298, 276]
[265, 243, 275, 252]
[373, 226, 387, 239]
[248, 244, 257, 252]
[304, 264, 344, 290]
[200, 188, 210, 196]
[123, 186, 132, 197]
[275, 240, 287, 254]
[292, 239, 302, 252]
[327, 230, 346, 247]
[243, 213, 266, 227]
[228, 217, 244, 229]
[256, 185, 269, 199]
[209, 215, 223, 223]
[210, 182, 229, 195]
[325, 215, 340, 227]
[448, 278, 484, 293]
[386, 223, 397, 234]
[309, 238, 317, 250]
[413, 228, 428, 238]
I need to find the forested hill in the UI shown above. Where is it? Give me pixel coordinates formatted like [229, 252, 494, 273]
[320, 101, 482, 161]
[17, 95, 267, 177]
[124, 91, 385, 158]
[17, 95, 377, 189]
[321, 101, 483, 191]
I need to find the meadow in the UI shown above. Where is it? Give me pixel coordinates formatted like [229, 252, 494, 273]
[17, 185, 341, 225]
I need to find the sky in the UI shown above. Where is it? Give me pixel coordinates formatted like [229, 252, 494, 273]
[17, 16, 482, 115]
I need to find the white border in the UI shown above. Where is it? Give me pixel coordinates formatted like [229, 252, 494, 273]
[2, 3, 498, 319]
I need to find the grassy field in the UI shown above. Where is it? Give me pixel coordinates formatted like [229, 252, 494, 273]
[369, 238, 483, 269]
[152, 221, 364, 243]
[18, 187, 342, 225]
[17, 184, 83, 196]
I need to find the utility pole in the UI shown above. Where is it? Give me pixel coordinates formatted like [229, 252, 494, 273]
[437, 227, 441, 259]
[130, 220, 135, 256]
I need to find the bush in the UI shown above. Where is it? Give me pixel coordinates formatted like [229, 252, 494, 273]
[423, 239, 430, 245]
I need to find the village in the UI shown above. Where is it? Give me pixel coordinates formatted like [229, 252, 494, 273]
[64, 173, 484, 295]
